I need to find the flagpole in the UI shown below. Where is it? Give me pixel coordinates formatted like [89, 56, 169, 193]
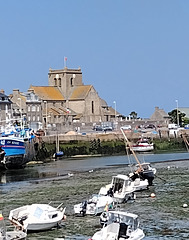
[64, 57, 67, 68]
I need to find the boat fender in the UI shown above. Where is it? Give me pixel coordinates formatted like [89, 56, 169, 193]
[150, 193, 156, 198]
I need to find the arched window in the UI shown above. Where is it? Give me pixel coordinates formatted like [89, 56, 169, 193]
[54, 78, 57, 86]
[59, 78, 61, 87]
[70, 77, 73, 86]
[92, 101, 94, 114]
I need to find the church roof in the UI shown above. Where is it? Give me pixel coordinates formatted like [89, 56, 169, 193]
[30, 85, 64, 100]
[69, 85, 92, 100]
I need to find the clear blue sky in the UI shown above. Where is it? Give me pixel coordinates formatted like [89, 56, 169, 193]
[1, 0, 189, 118]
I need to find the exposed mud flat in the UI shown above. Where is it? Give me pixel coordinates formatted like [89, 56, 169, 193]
[0, 159, 189, 239]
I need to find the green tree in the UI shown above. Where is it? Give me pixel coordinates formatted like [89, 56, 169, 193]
[168, 109, 185, 126]
[130, 111, 137, 119]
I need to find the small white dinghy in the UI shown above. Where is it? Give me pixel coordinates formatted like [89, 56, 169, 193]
[91, 210, 145, 240]
[0, 212, 27, 240]
[74, 194, 114, 216]
[9, 203, 66, 232]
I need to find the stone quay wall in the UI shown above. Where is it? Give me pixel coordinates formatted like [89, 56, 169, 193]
[41, 129, 189, 144]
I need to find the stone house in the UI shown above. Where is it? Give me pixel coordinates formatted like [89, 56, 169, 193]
[0, 90, 12, 124]
[150, 106, 170, 126]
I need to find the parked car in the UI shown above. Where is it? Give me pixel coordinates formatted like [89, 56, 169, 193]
[93, 125, 103, 131]
[102, 126, 113, 131]
[121, 125, 132, 130]
[93, 125, 112, 131]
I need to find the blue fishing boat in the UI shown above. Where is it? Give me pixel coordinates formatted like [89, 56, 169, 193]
[0, 126, 36, 170]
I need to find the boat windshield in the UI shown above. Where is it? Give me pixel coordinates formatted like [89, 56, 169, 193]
[112, 178, 124, 193]
[108, 212, 136, 229]
[133, 217, 139, 230]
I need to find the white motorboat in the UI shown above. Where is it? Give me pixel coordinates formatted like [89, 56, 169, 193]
[129, 173, 149, 191]
[120, 128, 156, 186]
[91, 210, 145, 240]
[9, 203, 66, 232]
[0, 212, 27, 240]
[99, 174, 135, 203]
[74, 194, 114, 216]
[134, 162, 156, 186]
[131, 138, 154, 152]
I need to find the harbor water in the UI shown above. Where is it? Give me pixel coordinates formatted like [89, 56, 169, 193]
[0, 152, 189, 239]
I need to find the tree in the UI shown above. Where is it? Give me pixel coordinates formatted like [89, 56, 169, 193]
[130, 111, 138, 119]
[168, 109, 185, 126]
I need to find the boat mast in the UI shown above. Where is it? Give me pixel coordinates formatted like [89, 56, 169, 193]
[182, 134, 189, 152]
[120, 128, 143, 169]
[56, 133, 59, 152]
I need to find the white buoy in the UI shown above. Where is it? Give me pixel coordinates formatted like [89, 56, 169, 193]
[183, 203, 188, 208]
[150, 193, 156, 198]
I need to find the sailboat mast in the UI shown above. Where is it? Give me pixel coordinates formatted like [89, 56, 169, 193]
[56, 134, 59, 152]
[120, 128, 142, 169]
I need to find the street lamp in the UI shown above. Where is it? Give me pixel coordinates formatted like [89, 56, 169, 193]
[175, 100, 179, 127]
[44, 101, 47, 130]
[113, 101, 117, 129]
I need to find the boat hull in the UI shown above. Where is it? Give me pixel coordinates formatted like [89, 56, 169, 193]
[26, 221, 61, 232]
[132, 144, 154, 152]
[9, 204, 65, 232]
[74, 195, 114, 216]
[0, 137, 35, 170]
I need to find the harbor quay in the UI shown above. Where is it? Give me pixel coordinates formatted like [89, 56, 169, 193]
[41, 128, 189, 144]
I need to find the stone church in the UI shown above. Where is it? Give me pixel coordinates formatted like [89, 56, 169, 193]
[10, 66, 120, 130]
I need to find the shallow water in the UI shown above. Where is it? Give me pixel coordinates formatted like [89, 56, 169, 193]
[0, 152, 189, 239]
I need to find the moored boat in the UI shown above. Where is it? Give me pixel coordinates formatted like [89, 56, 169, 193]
[134, 162, 156, 186]
[0, 124, 36, 170]
[91, 210, 145, 240]
[99, 174, 136, 203]
[0, 212, 27, 240]
[9, 203, 66, 232]
[120, 127, 156, 186]
[74, 194, 114, 216]
[131, 138, 154, 152]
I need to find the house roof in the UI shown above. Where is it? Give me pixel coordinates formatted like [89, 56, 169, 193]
[69, 85, 92, 100]
[30, 85, 65, 100]
[150, 107, 169, 120]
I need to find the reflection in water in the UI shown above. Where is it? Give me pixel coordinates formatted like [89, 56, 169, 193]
[0, 168, 40, 184]
[0, 151, 189, 185]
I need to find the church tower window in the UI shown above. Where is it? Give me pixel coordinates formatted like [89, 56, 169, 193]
[59, 78, 61, 87]
[54, 78, 57, 86]
[70, 77, 73, 86]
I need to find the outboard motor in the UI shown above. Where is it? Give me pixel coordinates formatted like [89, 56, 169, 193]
[80, 200, 87, 217]
[107, 187, 113, 197]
